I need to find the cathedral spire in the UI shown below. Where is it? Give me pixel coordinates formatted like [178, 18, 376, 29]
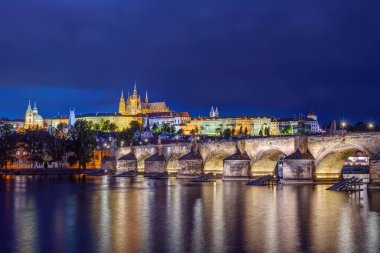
[133, 81, 138, 98]
[118, 90, 126, 115]
[145, 90, 149, 103]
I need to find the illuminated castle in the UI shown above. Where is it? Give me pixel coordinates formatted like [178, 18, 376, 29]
[118, 83, 170, 116]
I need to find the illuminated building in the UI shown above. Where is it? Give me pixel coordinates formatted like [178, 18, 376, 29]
[209, 106, 219, 118]
[0, 118, 24, 130]
[77, 112, 142, 131]
[118, 83, 170, 116]
[142, 112, 191, 131]
[182, 116, 272, 136]
[25, 101, 44, 129]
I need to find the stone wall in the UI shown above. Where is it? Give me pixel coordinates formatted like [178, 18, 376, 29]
[282, 159, 314, 183]
[177, 160, 203, 178]
[223, 160, 250, 179]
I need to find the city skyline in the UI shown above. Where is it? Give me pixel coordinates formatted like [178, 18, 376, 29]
[1, 0, 380, 122]
[0, 84, 376, 125]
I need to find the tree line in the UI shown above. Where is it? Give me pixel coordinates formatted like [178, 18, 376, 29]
[0, 119, 148, 169]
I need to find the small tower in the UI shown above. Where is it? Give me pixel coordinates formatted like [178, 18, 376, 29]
[210, 106, 215, 118]
[145, 90, 149, 103]
[210, 106, 219, 118]
[118, 90, 126, 115]
[33, 101, 38, 114]
[69, 107, 76, 127]
[133, 82, 138, 98]
[25, 100, 33, 128]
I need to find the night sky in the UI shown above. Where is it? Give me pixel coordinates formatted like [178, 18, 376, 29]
[1, 0, 380, 124]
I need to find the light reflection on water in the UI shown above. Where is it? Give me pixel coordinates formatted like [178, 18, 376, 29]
[0, 175, 379, 253]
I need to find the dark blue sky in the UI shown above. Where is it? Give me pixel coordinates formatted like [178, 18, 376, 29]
[1, 0, 380, 124]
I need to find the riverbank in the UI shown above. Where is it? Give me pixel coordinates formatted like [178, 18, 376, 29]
[0, 168, 102, 176]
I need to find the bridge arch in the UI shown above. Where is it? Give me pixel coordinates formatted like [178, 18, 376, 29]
[314, 142, 372, 180]
[250, 148, 286, 177]
[200, 142, 237, 174]
[166, 149, 189, 173]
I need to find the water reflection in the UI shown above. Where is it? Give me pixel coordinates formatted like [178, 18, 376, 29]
[0, 176, 379, 253]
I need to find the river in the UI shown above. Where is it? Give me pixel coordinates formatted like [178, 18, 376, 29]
[0, 176, 379, 253]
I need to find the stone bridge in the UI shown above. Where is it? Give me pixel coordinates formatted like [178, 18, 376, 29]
[113, 133, 380, 184]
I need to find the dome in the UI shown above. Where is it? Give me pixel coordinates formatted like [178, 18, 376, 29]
[33, 114, 43, 121]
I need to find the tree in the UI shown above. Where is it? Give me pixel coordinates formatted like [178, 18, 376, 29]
[26, 130, 49, 168]
[46, 135, 67, 168]
[215, 127, 223, 137]
[281, 126, 293, 135]
[109, 122, 118, 132]
[170, 125, 176, 135]
[223, 129, 231, 139]
[231, 128, 236, 137]
[117, 120, 142, 146]
[129, 121, 141, 132]
[265, 127, 270, 136]
[244, 127, 249, 136]
[56, 122, 68, 132]
[67, 120, 96, 169]
[161, 123, 171, 134]
[93, 123, 100, 131]
[152, 123, 161, 134]
[0, 123, 17, 168]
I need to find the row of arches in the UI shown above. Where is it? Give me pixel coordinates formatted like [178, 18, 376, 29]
[117, 140, 374, 179]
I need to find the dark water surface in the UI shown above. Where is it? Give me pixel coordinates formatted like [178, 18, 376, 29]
[0, 176, 379, 253]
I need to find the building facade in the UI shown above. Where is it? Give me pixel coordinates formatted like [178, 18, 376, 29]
[25, 101, 44, 129]
[118, 83, 170, 116]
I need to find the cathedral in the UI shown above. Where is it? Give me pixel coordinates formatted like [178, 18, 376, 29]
[25, 101, 44, 129]
[118, 83, 170, 116]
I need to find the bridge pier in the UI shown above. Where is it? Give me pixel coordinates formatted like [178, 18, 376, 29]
[281, 149, 315, 184]
[369, 153, 380, 188]
[222, 150, 251, 180]
[144, 145, 167, 176]
[116, 149, 137, 173]
[177, 142, 203, 178]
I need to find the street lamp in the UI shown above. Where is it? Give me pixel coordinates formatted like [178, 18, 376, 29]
[341, 122, 347, 128]
[368, 123, 374, 130]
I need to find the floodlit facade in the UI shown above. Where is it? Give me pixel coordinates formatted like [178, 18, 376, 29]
[25, 101, 44, 129]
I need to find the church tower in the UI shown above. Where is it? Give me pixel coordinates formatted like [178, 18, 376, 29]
[118, 90, 126, 115]
[126, 82, 142, 115]
[25, 100, 33, 128]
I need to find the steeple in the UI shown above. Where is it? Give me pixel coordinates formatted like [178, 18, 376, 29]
[33, 101, 38, 113]
[145, 90, 149, 103]
[118, 90, 126, 115]
[133, 81, 138, 98]
[215, 107, 219, 117]
[210, 106, 215, 118]
[26, 100, 32, 114]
